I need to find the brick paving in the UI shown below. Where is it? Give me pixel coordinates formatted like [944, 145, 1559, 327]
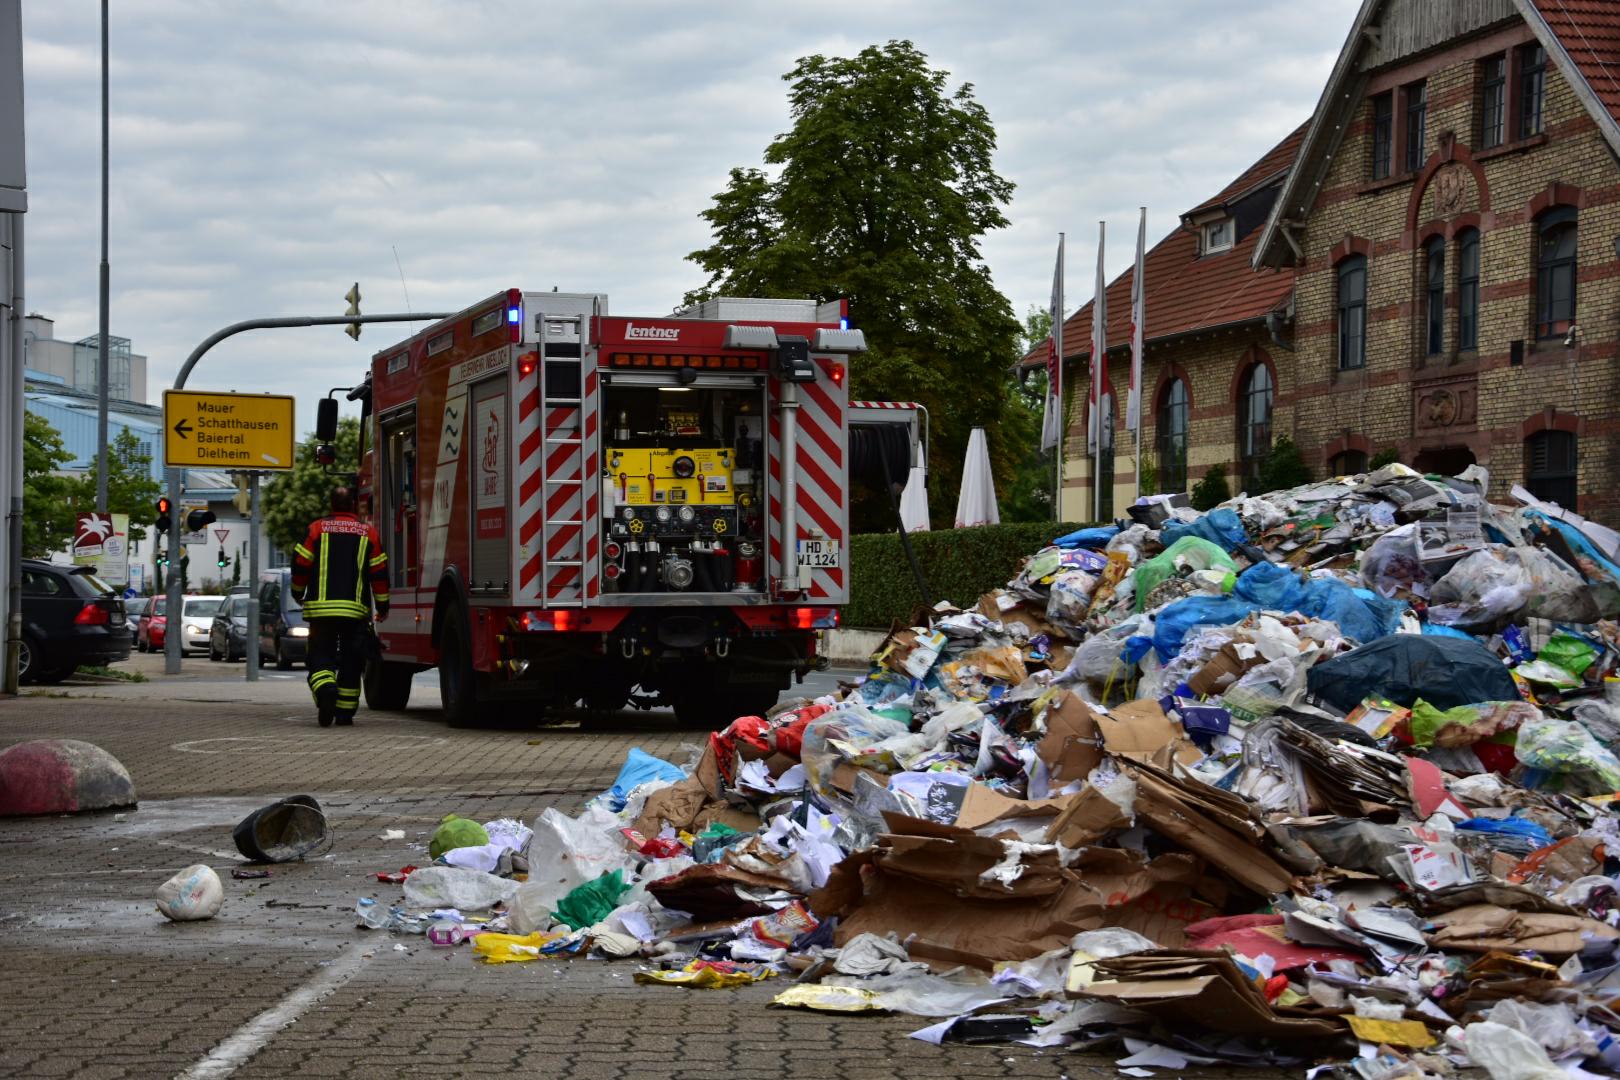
[0, 680, 1291, 1078]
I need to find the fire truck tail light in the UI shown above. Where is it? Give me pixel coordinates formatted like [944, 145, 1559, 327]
[792, 607, 838, 630]
[522, 609, 578, 632]
[519, 356, 536, 377]
[828, 363, 845, 387]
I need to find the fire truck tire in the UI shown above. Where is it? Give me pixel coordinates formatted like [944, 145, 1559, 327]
[670, 687, 779, 731]
[438, 607, 482, 728]
[363, 659, 413, 712]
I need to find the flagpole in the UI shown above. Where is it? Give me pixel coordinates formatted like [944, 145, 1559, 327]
[1092, 221, 1105, 524]
[1134, 207, 1146, 504]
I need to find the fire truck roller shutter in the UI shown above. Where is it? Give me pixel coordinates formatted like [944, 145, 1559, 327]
[850, 423, 912, 494]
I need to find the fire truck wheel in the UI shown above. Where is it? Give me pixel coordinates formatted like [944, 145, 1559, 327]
[670, 687, 779, 731]
[363, 658, 414, 712]
[438, 606, 481, 728]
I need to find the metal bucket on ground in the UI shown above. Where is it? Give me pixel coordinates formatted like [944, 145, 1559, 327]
[232, 794, 329, 863]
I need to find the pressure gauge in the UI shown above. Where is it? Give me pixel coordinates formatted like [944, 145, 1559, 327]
[678, 505, 697, 524]
[620, 506, 636, 521]
[655, 505, 673, 523]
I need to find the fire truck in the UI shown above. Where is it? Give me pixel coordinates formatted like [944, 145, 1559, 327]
[332, 290, 864, 728]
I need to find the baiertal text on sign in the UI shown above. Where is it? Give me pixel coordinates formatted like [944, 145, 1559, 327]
[163, 390, 296, 471]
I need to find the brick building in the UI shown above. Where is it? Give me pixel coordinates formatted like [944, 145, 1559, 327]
[1039, 0, 1620, 524]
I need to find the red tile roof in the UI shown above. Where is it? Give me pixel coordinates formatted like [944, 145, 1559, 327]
[1532, 0, 1620, 125]
[1023, 122, 1306, 369]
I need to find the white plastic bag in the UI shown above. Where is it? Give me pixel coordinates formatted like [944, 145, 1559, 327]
[1463, 1021, 1566, 1080]
[156, 864, 223, 921]
[1046, 571, 1098, 627]
[515, 805, 634, 928]
[1483, 999, 1595, 1058]
[401, 866, 519, 911]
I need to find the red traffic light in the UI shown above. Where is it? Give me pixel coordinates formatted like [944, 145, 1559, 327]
[154, 497, 173, 531]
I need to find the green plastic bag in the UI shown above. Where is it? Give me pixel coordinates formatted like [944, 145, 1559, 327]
[552, 869, 628, 930]
[1133, 537, 1239, 612]
[428, 814, 489, 860]
[1540, 632, 1597, 678]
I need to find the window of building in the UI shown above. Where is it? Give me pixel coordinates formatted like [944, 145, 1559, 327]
[1238, 363, 1273, 491]
[1202, 218, 1234, 254]
[1405, 81, 1427, 172]
[1331, 449, 1369, 476]
[1519, 43, 1546, 138]
[1371, 93, 1393, 180]
[1535, 206, 1577, 339]
[1337, 255, 1367, 371]
[1458, 228, 1480, 351]
[1481, 54, 1506, 148]
[1526, 429, 1576, 507]
[1425, 237, 1445, 357]
[1156, 378, 1188, 493]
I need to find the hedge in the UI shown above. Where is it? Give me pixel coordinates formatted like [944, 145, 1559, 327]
[844, 521, 1093, 629]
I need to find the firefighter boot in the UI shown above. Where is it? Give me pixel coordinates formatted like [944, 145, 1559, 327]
[316, 686, 337, 728]
[335, 686, 359, 726]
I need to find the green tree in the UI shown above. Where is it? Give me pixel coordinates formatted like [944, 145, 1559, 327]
[22, 412, 82, 556]
[1191, 463, 1231, 511]
[686, 40, 1022, 529]
[1369, 447, 1401, 470]
[79, 428, 162, 543]
[231, 551, 241, 586]
[179, 553, 190, 593]
[1000, 307, 1058, 523]
[261, 417, 361, 554]
[1256, 435, 1312, 494]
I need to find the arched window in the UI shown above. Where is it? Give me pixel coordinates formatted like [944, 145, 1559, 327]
[1457, 229, 1480, 352]
[1536, 207, 1577, 340]
[1331, 449, 1369, 476]
[1526, 430, 1577, 507]
[1337, 256, 1367, 370]
[1156, 378, 1188, 493]
[1238, 363, 1273, 492]
[1424, 237, 1445, 357]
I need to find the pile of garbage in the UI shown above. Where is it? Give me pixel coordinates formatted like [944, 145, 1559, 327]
[368, 464, 1620, 1077]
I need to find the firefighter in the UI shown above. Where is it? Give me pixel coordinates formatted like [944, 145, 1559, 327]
[290, 487, 388, 727]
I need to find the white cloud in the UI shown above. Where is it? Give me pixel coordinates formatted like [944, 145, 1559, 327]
[18, 0, 1348, 433]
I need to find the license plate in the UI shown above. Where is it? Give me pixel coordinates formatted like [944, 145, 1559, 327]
[110, 612, 124, 625]
[797, 538, 840, 571]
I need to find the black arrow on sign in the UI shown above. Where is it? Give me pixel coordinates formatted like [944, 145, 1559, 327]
[173, 419, 193, 439]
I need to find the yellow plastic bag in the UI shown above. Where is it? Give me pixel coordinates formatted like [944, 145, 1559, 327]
[473, 930, 567, 964]
[633, 960, 774, 989]
[769, 985, 883, 1012]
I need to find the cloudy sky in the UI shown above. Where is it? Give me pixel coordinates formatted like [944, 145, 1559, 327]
[20, 0, 1348, 434]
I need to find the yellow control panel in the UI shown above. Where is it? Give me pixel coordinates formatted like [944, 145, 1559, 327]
[609, 448, 735, 506]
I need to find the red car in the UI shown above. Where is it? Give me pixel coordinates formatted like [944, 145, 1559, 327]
[136, 599, 167, 652]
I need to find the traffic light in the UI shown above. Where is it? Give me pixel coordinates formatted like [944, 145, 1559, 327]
[216, 549, 228, 569]
[231, 473, 251, 516]
[344, 282, 362, 340]
[186, 508, 217, 532]
[155, 549, 168, 567]
[154, 497, 172, 532]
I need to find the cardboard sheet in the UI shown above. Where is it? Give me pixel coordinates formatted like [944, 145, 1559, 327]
[1126, 761, 1297, 897]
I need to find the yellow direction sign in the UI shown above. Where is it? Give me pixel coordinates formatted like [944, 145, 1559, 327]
[163, 390, 296, 470]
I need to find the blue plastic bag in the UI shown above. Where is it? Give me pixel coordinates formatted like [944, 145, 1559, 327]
[1454, 815, 1554, 855]
[1152, 595, 1256, 659]
[602, 747, 686, 811]
[1296, 578, 1403, 644]
[1421, 622, 1475, 640]
[1162, 508, 1247, 552]
[1232, 562, 1307, 611]
[1054, 525, 1120, 550]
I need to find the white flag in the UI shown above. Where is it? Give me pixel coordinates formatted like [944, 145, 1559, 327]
[1040, 235, 1065, 452]
[1126, 207, 1146, 431]
[1087, 222, 1107, 455]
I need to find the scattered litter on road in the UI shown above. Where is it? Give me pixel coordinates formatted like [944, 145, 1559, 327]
[379, 829, 405, 841]
[155, 864, 222, 921]
[232, 794, 329, 863]
[333, 465, 1620, 1074]
[230, 868, 270, 880]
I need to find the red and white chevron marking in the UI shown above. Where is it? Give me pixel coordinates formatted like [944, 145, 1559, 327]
[515, 353, 544, 601]
[581, 367, 600, 600]
[849, 400, 923, 410]
[767, 359, 849, 602]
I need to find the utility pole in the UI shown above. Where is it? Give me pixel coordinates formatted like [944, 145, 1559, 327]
[94, 0, 109, 512]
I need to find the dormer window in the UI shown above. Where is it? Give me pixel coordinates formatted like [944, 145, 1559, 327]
[1202, 217, 1234, 254]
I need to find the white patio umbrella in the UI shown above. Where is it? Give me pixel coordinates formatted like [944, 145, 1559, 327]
[899, 465, 930, 532]
[954, 427, 1000, 528]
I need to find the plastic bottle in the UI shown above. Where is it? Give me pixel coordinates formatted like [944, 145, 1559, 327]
[355, 897, 391, 930]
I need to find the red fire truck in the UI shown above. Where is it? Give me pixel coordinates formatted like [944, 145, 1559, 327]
[336, 290, 863, 728]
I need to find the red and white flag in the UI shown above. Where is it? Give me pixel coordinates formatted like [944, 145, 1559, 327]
[1040, 234, 1065, 452]
[1126, 207, 1146, 431]
[1088, 222, 1107, 455]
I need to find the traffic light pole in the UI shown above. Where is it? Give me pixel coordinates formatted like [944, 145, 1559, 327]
[163, 312, 450, 674]
[245, 473, 260, 682]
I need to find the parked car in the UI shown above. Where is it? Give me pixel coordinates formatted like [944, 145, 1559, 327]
[18, 559, 131, 684]
[258, 569, 309, 670]
[208, 596, 252, 662]
[136, 596, 166, 652]
[124, 596, 150, 640]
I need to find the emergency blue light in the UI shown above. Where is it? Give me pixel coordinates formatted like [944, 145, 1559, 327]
[507, 308, 520, 324]
[839, 317, 849, 330]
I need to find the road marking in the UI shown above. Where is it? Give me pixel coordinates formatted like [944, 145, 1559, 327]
[171, 734, 449, 755]
[153, 839, 241, 861]
[176, 946, 373, 1079]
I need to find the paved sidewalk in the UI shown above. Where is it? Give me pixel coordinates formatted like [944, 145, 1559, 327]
[0, 691, 1286, 1078]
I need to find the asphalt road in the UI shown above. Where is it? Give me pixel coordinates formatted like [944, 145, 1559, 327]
[0, 655, 1284, 1079]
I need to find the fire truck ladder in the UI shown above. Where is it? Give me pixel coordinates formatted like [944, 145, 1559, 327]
[539, 313, 587, 608]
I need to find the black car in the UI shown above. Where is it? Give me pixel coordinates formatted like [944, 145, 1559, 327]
[208, 596, 252, 662]
[258, 569, 308, 670]
[18, 560, 131, 684]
